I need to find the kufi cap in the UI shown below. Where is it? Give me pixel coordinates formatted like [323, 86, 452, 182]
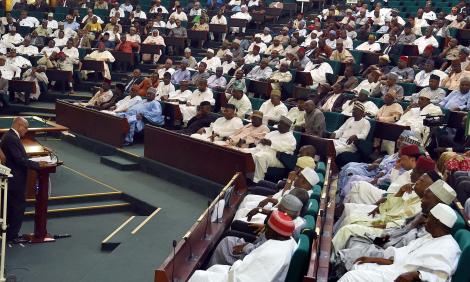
[388, 72, 399, 80]
[346, 8, 352, 13]
[279, 194, 303, 215]
[251, 110, 263, 119]
[254, 34, 262, 38]
[358, 89, 370, 96]
[368, 34, 376, 40]
[181, 58, 189, 64]
[419, 88, 434, 99]
[264, 27, 270, 32]
[225, 103, 236, 110]
[379, 54, 390, 62]
[416, 156, 436, 173]
[460, 47, 470, 55]
[428, 180, 457, 205]
[48, 13, 54, 17]
[430, 74, 440, 81]
[400, 144, 420, 157]
[424, 45, 434, 52]
[225, 50, 233, 57]
[147, 87, 157, 95]
[184, 47, 192, 53]
[271, 89, 281, 97]
[399, 55, 409, 63]
[296, 156, 315, 169]
[207, 48, 214, 54]
[336, 38, 344, 44]
[353, 101, 365, 112]
[282, 26, 289, 31]
[430, 203, 457, 228]
[280, 116, 293, 127]
[300, 167, 320, 186]
[329, 30, 336, 36]
[232, 83, 244, 92]
[267, 210, 295, 237]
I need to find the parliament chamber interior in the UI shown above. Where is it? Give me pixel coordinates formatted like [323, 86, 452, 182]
[0, 0, 469, 280]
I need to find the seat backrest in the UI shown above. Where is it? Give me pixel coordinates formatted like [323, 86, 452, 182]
[285, 234, 311, 282]
[305, 199, 319, 217]
[310, 185, 322, 201]
[452, 229, 470, 282]
[324, 111, 346, 134]
[451, 210, 466, 236]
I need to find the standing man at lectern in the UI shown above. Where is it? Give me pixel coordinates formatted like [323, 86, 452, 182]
[0, 117, 46, 243]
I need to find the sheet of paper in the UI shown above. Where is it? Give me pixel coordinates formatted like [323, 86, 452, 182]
[29, 156, 57, 164]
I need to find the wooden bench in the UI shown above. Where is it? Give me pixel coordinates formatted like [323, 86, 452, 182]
[154, 173, 248, 282]
[144, 126, 256, 184]
[55, 100, 130, 147]
[8, 80, 36, 104]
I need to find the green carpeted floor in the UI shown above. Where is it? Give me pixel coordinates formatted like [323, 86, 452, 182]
[6, 138, 213, 282]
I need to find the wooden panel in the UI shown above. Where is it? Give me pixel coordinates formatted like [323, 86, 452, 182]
[55, 100, 130, 147]
[374, 121, 410, 141]
[155, 173, 248, 282]
[144, 126, 255, 184]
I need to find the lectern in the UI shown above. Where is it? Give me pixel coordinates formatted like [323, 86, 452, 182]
[24, 163, 62, 244]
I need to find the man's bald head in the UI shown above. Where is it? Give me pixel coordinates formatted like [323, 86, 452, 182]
[12, 117, 29, 137]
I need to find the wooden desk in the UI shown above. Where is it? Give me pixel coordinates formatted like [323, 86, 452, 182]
[144, 126, 255, 184]
[155, 173, 248, 282]
[111, 51, 134, 65]
[80, 60, 105, 72]
[374, 121, 410, 141]
[209, 24, 227, 33]
[141, 44, 163, 54]
[8, 80, 36, 104]
[55, 100, 130, 148]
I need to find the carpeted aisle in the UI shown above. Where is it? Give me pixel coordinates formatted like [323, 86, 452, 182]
[6, 138, 212, 282]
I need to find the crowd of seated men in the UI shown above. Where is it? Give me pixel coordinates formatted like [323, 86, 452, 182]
[2, 0, 470, 279]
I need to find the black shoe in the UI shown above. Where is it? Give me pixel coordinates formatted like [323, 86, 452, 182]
[8, 237, 28, 244]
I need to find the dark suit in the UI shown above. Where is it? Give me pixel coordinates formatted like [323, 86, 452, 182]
[0, 129, 39, 239]
[124, 76, 144, 95]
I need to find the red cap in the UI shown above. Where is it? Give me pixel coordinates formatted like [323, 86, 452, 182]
[268, 210, 295, 237]
[424, 45, 434, 52]
[416, 156, 436, 173]
[400, 144, 420, 157]
[399, 56, 409, 63]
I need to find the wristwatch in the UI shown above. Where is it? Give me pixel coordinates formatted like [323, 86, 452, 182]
[258, 208, 263, 213]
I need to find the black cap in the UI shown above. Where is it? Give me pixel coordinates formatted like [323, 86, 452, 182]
[430, 74, 440, 81]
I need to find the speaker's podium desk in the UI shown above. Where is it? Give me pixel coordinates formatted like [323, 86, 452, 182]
[23, 162, 62, 244]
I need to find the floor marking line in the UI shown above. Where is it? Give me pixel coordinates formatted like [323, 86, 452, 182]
[131, 208, 161, 235]
[62, 165, 122, 192]
[102, 216, 136, 243]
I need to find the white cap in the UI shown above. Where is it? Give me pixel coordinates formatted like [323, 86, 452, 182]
[419, 89, 433, 100]
[225, 50, 233, 57]
[430, 203, 457, 228]
[207, 48, 214, 54]
[428, 180, 457, 205]
[300, 167, 319, 186]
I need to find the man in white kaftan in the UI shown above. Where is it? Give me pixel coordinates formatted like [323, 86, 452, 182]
[338, 204, 461, 282]
[180, 79, 215, 122]
[332, 102, 371, 156]
[191, 104, 243, 142]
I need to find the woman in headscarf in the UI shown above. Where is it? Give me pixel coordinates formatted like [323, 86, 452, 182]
[142, 29, 165, 63]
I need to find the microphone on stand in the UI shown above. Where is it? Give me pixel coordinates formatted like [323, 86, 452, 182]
[171, 240, 177, 282]
[203, 200, 211, 240]
[184, 237, 198, 262]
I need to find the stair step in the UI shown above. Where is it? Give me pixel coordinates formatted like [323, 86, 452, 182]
[24, 199, 132, 217]
[100, 155, 140, 171]
[26, 191, 123, 207]
[101, 215, 146, 251]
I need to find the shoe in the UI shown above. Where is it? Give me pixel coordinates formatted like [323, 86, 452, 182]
[8, 237, 28, 244]
[123, 142, 133, 146]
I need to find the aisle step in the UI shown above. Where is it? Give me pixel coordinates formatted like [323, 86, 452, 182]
[101, 208, 161, 251]
[101, 155, 140, 171]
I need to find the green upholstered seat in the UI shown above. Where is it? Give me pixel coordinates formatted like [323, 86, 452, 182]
[305, 199, 319, 217]
[451, 210, 466, 236]
[301, 215, 316, 240]
[310, 185, 322, 201]
[317, 173, 325, 187]
[316, 161, 326, 174]
[398, 82, 416, 96]
[324, 111, 346, 134]
[285, 234, 311, 282]
[336, 119, 376, 167]
[452, 229, 470, 282]
[327, 60, 342, 75]
[249, 97, 264, 111]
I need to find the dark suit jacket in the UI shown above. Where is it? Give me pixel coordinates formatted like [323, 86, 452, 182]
[0, 129, 39, 192]
[124, 76, 145, 94]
